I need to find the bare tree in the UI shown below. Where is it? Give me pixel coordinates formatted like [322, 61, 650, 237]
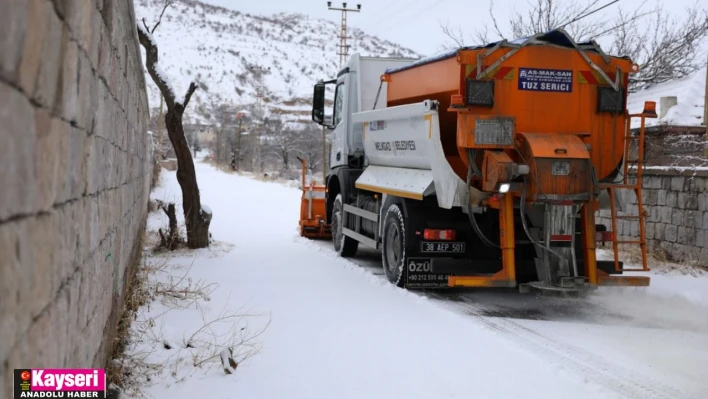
[137, 2, 212, 248]
[441, 0, 708, 90]
[294, 124, 326, 178]
[264, 116, 300, 173]
[212, 104, 236, 168]
[608, 5, 708, 90]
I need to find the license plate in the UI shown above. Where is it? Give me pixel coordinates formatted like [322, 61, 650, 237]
[420, 241, 466, 253]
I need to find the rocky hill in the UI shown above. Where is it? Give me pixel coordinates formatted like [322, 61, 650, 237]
[134, 0, 422, 125]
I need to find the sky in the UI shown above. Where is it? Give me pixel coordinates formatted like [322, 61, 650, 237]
[199, 0, 703, 56]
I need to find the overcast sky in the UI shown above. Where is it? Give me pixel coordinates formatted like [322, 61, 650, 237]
[200, 0, 701, 56]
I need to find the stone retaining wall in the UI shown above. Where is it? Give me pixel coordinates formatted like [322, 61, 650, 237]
[0, 0, 151, 396]
[595, 168, 708, 265]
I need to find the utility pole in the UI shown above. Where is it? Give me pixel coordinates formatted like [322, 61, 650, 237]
[327, 2, 361, 68]
[248, 64, 270, 173]
[321, 3, 360, 182]
[236, 112, 245, 171]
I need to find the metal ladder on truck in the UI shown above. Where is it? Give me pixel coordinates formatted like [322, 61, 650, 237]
[600, 101, 657, 275]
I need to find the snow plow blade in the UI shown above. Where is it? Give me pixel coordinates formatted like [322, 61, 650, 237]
[297, 158, 331, 239]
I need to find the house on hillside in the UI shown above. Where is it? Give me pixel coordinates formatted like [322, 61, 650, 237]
[627, 67, 707, 167]
[184, 122, 217, 146]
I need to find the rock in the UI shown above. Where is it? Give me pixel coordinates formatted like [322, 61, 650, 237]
[657, 189, 667, 206]
[0, 82, 37, 220]
[671, 176, 685, 191]
[672, 209, 684, 226]
[661, 207, 673, 224]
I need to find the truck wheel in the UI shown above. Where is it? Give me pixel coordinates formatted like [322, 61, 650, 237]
[382, 204, 406, 287]
[332, 193, 358, 257]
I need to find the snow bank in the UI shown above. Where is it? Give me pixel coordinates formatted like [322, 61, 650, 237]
[627, 66, 706, 129]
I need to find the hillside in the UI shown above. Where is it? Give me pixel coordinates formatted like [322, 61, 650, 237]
[133, 0, 422, 125]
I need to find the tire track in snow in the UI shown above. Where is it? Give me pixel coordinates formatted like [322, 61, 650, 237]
[306, 242, 703, 398]
[426, 292, 697, 399]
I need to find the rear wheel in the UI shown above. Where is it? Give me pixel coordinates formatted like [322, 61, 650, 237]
[382, 204, 406, 287]
[332, 193, 358, 257]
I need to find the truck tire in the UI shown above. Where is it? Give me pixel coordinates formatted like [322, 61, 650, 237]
[332, 193, 358, 257]
[381, 204, 406, 287]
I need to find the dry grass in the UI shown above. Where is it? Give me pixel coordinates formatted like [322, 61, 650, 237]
[106, 231, 154, 398]
[105, 235, 269, 398]
[147, 199, 160, 213]
[153, 256, 218, 307]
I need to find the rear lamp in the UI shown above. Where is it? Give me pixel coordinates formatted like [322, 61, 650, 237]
[424, 229, 456, 241]
[465, 79, 494, 107]
[597, 86, 625, 113]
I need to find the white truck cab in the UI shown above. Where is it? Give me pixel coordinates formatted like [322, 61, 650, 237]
[312, 54, 418, 170]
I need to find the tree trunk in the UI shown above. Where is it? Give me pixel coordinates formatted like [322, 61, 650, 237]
[137, 21, 212, 249]
[165, 109, 212, 248]
[159, 202, 180, 250]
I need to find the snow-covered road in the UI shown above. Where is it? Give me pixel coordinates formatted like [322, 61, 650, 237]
[127, 159, 708, 399]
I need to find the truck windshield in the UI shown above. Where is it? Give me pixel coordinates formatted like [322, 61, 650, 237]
[333, 82, 344, 126]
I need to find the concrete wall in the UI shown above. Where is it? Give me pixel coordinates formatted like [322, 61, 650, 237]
[0, 0, 151, 396]
[596, 169, 708, 266]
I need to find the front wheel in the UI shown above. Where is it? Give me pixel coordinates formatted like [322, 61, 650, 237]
[381, 204, 406, 287]
[332, 193, 358, 257]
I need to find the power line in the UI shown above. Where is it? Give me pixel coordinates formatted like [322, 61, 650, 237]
[356, 0, 404, 31]
[327, 2, 362, 68]
[556, 0, 620, 30]
[371, 0, 450, 35]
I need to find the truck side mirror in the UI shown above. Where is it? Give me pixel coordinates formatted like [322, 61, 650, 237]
[312, 82, 326, 125]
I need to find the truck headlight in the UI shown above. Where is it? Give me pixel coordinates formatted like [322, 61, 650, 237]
[499, 183, 510, 193]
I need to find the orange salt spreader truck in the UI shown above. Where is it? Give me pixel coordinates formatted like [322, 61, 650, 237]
[305, 28, 657, 295]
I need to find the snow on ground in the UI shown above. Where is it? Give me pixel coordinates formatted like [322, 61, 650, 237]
[596, 248, 708, 309]
[121, 157, 708, 399]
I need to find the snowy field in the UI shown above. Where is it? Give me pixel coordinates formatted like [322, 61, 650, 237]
[119, 156, 708, 399]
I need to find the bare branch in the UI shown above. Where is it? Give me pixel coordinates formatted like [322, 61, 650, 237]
[609, 3, 708, 89]
[137, 23, 176, 108]
[441, 0, 708, 91]
[440, 21, 466, 47]
[182, 82, 198, 109]
[141, 17, 150, 34]
[488, 0, 506, 40]
[151, 0, 175, 34]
